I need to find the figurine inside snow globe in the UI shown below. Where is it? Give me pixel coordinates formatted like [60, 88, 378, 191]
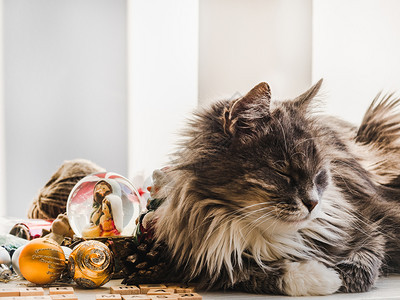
[66, 172, 144, 238]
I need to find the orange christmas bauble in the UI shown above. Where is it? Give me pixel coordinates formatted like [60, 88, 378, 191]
[19, 238, 66, 284]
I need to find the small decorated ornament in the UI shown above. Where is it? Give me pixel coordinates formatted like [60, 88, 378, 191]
[0, 247, 12, 279]
[0, 247, 11, 266]
[68, 240, 113, 288]
[11, 246, 24, 277]
[61, 246, 72, 260]
[134, 168, 170, 244]
[19, 238, 66, 284]
[9, 220, 53, 240]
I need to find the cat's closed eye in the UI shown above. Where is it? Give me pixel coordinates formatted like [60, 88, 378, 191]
[274, 169, 294, 184]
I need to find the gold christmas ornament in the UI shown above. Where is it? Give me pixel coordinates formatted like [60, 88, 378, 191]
[19, 238, 66, 284]
[68, 240, 114, 288]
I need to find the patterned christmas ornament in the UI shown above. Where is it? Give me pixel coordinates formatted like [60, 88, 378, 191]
[68, 240, 114, 288]
[19, 238, 66, 284]
[11, 246, 24, 277]
[0, 247, 11, 266]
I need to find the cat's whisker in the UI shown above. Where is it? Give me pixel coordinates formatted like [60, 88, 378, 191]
[261, 218, 281, 237]
[333, 160, 371, 178]
[338, 203, 394, 241]
[189, 203, 278, 250]
[217, 206, 275, 235]
[240, 209, 277, 232]
[255, 206, 285, 236]
[330, 169, 356, 195]
[187, 202, 272, 239]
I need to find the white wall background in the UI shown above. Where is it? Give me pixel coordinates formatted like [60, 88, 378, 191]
[1, 0, 400, 217]
[313, 0, 400, 125]
[3, 0, 127, 218]
[127, 0, 198, 182]
[199, 0, 312, 106]
[0, 0, 5, 216]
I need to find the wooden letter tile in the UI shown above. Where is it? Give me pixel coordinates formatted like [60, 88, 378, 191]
[138, 285, 166, 294]
[148, 296, 178, 300]
[174, 288, 195, 294]
[50, 294, 78, 300]
[175, 293, 202, 300]
[96, 294, 122, 300]
[49, 287, 75, 295]
[110, 286, 140, 295]
[122, 295, 152, 300]
[0, 288, 20, 297]
[147, 289, 174, 295]
[19, 288, 45, 296]
[165, 285, 195, 294]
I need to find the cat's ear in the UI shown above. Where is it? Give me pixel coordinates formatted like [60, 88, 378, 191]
[293, 79, 323, 110]
[223, 82, 271, 143]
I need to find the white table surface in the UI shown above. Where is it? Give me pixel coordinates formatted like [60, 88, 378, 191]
[1, 276, 400, 300]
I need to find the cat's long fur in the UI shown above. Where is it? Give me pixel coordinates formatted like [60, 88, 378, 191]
[154, 80, 400, 296]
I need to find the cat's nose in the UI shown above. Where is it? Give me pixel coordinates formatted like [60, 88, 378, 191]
[302, 187, 319, 212]
[302, 198, 318, 212]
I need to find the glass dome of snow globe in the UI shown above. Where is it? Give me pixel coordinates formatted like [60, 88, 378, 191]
[66, 172, 144, 238]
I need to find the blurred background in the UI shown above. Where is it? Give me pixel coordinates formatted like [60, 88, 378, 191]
[1, 0, 400, 217]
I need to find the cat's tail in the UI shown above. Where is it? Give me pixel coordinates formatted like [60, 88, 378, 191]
[355, 93, 400, 187]
[356, 93, 400, 146]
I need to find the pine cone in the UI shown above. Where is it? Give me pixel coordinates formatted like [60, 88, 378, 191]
[121, 176, 181, 285]
[122, 238, 179, 285]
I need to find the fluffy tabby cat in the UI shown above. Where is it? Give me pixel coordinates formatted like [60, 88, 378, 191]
[154, 79, 400, 296]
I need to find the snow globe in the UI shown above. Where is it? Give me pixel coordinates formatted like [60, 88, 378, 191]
[66, 172, 144, 238]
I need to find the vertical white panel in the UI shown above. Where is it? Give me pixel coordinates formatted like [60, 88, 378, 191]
[127, 0, 199, 181]
[4, 0, 127, 218]
[313, 0, 400, 124]
[0, 0, 5, 217]
[199, 0, 312, 106]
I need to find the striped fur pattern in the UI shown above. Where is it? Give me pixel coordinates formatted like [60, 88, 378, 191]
[154, 80, 400, 296]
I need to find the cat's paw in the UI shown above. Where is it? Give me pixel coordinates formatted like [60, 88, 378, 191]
[283, 261, 342, 296]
